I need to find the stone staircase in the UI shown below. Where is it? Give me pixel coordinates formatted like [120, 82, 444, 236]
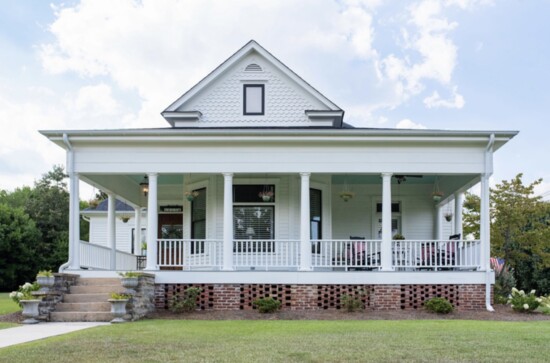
[50, 278, 123, 322]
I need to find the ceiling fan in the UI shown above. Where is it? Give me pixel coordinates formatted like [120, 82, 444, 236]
[394, 175, 423, 184]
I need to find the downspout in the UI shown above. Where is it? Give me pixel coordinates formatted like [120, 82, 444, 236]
[485, 133, 495, 311]
[59, 133, 73, 273]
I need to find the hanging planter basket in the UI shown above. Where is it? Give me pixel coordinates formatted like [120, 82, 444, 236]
[339, 191, 354, 202]
[258, 191, 274, 202]
[185, 191, 199, 202]
[444, 213, 453, 222]
[432, 192, 443, 203]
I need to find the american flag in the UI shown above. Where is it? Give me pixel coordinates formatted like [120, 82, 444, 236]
[490, 257, 505, 273]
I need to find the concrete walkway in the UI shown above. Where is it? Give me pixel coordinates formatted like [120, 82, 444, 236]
[0, 322, 109, 348]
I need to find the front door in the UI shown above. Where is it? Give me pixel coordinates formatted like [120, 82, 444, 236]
[158, 213, 183, 270]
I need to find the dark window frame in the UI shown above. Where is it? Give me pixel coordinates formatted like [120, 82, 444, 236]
[243, 84, 265, 115]
[310, 188, 322, 253]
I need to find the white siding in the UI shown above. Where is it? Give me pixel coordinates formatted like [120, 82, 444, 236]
[88, 215, 147, 253]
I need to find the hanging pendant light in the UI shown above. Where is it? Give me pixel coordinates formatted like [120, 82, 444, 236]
[339, 175, 355, 202]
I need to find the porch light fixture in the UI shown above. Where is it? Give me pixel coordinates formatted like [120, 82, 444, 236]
[339, 176, 354, 202]
[140, 175, 149, 197]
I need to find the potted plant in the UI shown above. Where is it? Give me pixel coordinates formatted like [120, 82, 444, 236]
[36, 270, 55, 292]
[392, 233, 405, 240]
[141, 242, 147, 256]
[184, 190, 199, 202]
[10, 282, 42, 324]
[432, 191, 444, 203]
[258, 190, 274, 202]
[444, 213, 453, 222]
[108, 292, 132, 323]
[118, 271, 141, 294]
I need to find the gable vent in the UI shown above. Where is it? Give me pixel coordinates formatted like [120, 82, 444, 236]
[245, 63, 262, 72]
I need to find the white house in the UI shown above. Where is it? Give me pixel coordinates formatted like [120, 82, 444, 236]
[42, 40, 517, 312]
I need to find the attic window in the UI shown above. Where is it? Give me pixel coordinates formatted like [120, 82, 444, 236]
[245, 63, 262, 72]
[243, 84, 264, 115]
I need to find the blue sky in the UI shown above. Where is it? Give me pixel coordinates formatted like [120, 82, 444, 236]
[0, 0, 548, 200]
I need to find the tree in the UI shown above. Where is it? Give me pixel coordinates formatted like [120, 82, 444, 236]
[0, 204, 41, 291]
[462, 192, 480, 239]
[24, 165, 70, 270]
[463, 174, 550, 293]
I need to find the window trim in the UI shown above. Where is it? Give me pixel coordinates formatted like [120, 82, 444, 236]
[243, 84, 265, 115]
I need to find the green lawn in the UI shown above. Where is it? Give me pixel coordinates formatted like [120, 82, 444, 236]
[0, 320, 548, 362]
[0, 293, 20, 315]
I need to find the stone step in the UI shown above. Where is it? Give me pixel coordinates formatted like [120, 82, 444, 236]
[64, 293, 111, 303]
[56, 302, 111, 312]
[50, 311, 113, 322]
[78, 278, 122, 286]
[70, 285, 124, 294]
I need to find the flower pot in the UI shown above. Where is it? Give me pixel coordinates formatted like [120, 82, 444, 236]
[121, 277, 139, 294]
[37, 276, 55, 293]
[444, 215, 453, 222]
[186, 195, 195, 202]
[108, 299, 129, 323]
[432, 195, 442, 203]
[261, 195, 272, 202]
[20, 300, 41, 324]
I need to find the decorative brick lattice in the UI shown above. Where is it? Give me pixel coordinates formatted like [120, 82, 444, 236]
[400, 284, 459, 310]
[154, 283, 489, 311]
[161, 284, 215, 310]
[239, 284, 292, 310]
[317, 285, 372, 310]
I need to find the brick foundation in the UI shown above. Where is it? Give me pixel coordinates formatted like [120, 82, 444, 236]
[155, 283, 492, 311]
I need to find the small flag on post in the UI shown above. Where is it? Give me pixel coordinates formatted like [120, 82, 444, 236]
[490, 257, 505, 273]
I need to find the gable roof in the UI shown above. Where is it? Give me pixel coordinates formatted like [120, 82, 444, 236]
[162, 40, 343, 126]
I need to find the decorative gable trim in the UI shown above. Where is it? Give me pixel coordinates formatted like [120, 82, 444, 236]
[305, 110, 345, 128]
[161, 111, 202, 127]
[163, 40, 342, 125]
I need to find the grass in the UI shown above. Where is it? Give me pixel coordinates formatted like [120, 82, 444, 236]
[0, 320, 549, 362]
[0, 293, 20, 315]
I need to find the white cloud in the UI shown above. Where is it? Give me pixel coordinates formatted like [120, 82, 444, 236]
[396, 118, 427, 129]
[423, 86, 465, 108]
[534, 180, 550, 201]
[73, 83, 120, 116]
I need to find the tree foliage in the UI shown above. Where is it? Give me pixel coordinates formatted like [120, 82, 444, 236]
[462, 174, 550, 293]
[0, 204, 41, 291]
[0, 165, 72, 290]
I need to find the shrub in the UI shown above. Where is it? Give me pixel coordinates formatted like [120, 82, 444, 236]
[540, 296, 550, 315]
[425, 297, 453, 314]
[341, 289, 367, 312]
[494, 265, 516, 304]
[252, 297, 281, 313]
[170, 287, 202, 313]
[508, 288, 541, 312]
[9, 282, 40, 306]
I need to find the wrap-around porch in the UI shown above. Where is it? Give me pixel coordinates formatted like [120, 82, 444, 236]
[73, 171, 488, 275]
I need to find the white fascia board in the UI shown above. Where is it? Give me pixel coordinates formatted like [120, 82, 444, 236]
[73, 270, 494, 285]
[163, 40, 341, 113]
[161, 111, 202, 127]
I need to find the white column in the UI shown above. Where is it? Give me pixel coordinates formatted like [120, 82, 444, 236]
[299, 172, 312, 271]
[145, 173, 158, 271]
[134, 207, 141, 255]
[107, 193, 116, 270]
[435, 204, 443, 240]
[454, 192, 463, 237]
[480, 174, 490, 271]
[381, 173, 393, 271]
[222, 173, 234, 271]
[68, 172, 80, 270]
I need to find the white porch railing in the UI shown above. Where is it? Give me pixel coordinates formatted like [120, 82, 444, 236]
[148, 239, 482, 271]
[233, 240, 300, 269]
[311, 239, 382, 269]
[157, 239, 223, 269]
[392, 240, 481, 270]
[79, 241, 138, 270]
